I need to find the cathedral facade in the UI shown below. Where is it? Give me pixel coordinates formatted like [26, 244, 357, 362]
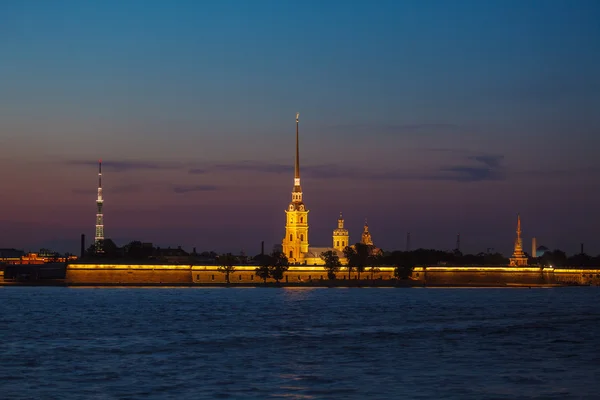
[281, 114, 379, 265]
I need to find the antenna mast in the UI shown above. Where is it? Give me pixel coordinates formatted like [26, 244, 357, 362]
[94, 159, 105, 253]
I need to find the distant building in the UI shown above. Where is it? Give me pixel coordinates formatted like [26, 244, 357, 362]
[0, 248, 25, 263]
[509, 214, 528, 266]
[155, 246, 190, 264]
[0, 249, 76, 265]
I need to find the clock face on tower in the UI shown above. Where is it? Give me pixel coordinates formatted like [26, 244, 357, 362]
[289, 205, 294, 211]
[299, 205, 304, 211]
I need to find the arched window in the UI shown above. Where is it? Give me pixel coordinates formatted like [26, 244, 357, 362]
[289, 234, 293, 241]
[289, 251, 293, 258]
[300, 217, 303, 223]
[300, 234, 304, 241]
[342, 241, 345, 247]
[337, 241, 340, 247]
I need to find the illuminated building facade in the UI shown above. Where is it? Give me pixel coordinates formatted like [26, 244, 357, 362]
[281, 114, 382, 265]
[509, 214, 528, 266]
[332, 213, 349, 252]
[95, 160, 104, 253]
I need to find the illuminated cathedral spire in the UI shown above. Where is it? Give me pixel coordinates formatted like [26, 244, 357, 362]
[94, 159, 105, 253]
[292, 112, 302, 202]
[509, 213, 528, 266]
[282, 113, 309, 262]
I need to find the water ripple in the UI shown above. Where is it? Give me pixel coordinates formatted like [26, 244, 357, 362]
[1, 287, 599, 399]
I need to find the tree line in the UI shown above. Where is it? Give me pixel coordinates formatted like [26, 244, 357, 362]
[84, 239, 600, 269]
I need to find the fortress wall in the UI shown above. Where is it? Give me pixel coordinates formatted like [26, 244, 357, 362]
[413, 267, 548, 286]
[191, 266, 396, 284]
[65, 264, 600, 286]
[552, 269, 600, 285]
[67, 264, 192, 284]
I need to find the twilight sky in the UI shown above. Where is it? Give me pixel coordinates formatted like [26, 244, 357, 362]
[1, 0, 599, 256]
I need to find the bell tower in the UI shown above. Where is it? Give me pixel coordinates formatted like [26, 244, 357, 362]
[333, 212, 349, 251]
[361, 219, 374, 246]
[282, 113, 309, 263]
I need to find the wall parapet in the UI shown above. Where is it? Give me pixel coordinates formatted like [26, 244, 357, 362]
[64, 264, 600, 286]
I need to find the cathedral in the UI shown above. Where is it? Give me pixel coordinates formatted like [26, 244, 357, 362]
[281, 114, 379, 265]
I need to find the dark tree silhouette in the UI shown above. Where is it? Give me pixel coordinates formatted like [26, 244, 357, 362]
[268, 251, 289, 283]
[394, 265, 413, 279]
[320, 250, 341, 280]
[344, 243, 370, 279]
[255, 254, 273, 283]
[217, 253, 237, 284]
[342, 246, 355, 279]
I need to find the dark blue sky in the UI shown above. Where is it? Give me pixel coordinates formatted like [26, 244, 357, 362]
[1, 0, 599, 255]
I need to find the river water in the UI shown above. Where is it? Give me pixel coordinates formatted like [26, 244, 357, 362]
[1, 287, 599, 399]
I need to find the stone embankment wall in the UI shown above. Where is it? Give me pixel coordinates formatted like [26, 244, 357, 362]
[412, 267, 600, 286]
[65, 264, 600, 286]
[412, 267, 548, 286]
[190, 266, 395, 284]
[66, 264, 191, 284]
[66, 264, 396, 284]
[551, 269, 600, 285]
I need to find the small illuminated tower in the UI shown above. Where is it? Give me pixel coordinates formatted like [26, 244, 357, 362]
[94, 160, 105, 253]
[282, 113, 309, 263]
[509, 214, 528, 266]
[332, 212, 349, 251]
[361, 219, 374, 246]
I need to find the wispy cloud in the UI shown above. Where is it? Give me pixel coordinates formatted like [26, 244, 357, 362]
[66, 160, 181, 172]
[185, 155, 506, 183]
[425, 153, 505, 182]
[71, 184, 144, 196]
[172, 184, 220, 194]
[188, 161, 357, 180]
[434, 165, 504, 182]
[469, 155, 503, 169]
[67, 151, 507, 187]
[207, 161, 292, 174]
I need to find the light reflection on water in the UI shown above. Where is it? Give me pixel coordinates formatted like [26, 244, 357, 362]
[1, 287, 599, 399]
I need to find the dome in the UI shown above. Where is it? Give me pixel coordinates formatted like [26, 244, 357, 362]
[536, 246, 550, 257]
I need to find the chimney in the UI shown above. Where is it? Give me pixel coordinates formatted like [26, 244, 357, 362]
[261, 241, 264, 255]
[532, 237, 537, 258]
[80, 234, 85, 259]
